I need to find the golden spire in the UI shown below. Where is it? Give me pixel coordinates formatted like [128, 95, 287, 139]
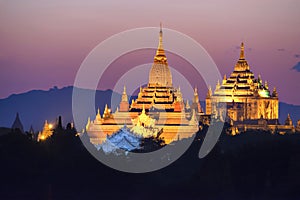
[216, 80, 220, 89]
[235, 42, 250, 71]
[193, 87, 199, 103]
[186, 100, 190, 110]
[123, 85, 126, 94]
[206, 86, 212, 98]
[272, 87, 278, 97]
[96, 108, 101, 121]
[86, 117, 91, 130]
[194, 87, 198, 95]
[121, 85, 128, 102]
[240, 42, 245, 60]
[154, 23, 168, 65]
[264, 81, 269, 90]
[158, 22, 163, 49]
[223, 74, 227, 84]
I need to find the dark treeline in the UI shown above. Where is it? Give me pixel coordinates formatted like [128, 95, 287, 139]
[1, 127, 300, 200]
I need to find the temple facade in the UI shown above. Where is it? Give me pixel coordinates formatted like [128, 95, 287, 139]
[205, 43, 298, 135]
[86, 25, 200, 144]
[206, 43, 279, 122]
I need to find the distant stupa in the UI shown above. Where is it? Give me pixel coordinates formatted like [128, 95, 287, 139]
[11, 112, 24, 133]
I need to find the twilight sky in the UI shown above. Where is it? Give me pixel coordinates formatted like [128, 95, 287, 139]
[0, 0, 300, 104]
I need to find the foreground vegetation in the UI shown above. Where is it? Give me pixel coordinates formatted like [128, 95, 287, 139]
[1, 127, 300, 200]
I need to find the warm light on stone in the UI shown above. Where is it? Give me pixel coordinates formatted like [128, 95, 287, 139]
[206, 42, 279, 121]
[86, 25, 201, 144]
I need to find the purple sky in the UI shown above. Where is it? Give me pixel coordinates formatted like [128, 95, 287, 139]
[1, 0, 300, 104]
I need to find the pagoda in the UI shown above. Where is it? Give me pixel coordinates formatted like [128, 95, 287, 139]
[206, 42, 279, 122]
[11, 112, 24, 133]
[86, 24, 200, 144]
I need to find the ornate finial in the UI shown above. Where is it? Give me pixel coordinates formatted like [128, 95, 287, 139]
[104, 104, 109, 114]
[122, 85, 128, 102]
[142, 104, 146, 114]
[258, 74, 262, 84]
[186, 100, 190, 110]
[207, 86, 212, 98]
[160, 22, 162, 33]
[154, 23, 167, 64]
[272, 87, 278, 97]
[240, 42, 245, 59]
[96, 108, 101, 120]
[86, 117, 91, 130]
[223, 74, 227, 84]
[216, 80, 221, 90]
[193, 87, 199, 103]
[285, 113, 293, 126]
[264, 81, 269, 90]
[158, 23, 163, 50]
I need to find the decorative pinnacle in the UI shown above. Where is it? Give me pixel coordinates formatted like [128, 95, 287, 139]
[158, 23, 163, 50]
[154, 23, 168, 64]
[160, 22, 162, 33]
[122, 85, 128, 102]
[123, 85, 126, 94]
[104, 104, 108, 113]
[240, 42, 245, 60]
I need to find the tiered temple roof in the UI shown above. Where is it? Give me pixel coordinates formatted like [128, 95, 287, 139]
[212, 43, 276, 99]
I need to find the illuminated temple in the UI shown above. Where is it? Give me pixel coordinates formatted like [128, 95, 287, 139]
[206, 43, 295, 134]
[86, 25, 200, 144]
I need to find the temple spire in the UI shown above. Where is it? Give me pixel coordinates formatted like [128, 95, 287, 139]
[96, 108, 101, 121]
[235, 42, 249, 71]
[11, 112, 24, 133]
[121, 85, 128, 102]
[154, 23, 167, 65]
[240, 42, 245, 60]
[159, 22, 163, 48]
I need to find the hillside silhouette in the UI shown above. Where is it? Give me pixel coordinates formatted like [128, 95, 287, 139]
[0, 86, 121, 131]
[1, 128, 300, 199]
